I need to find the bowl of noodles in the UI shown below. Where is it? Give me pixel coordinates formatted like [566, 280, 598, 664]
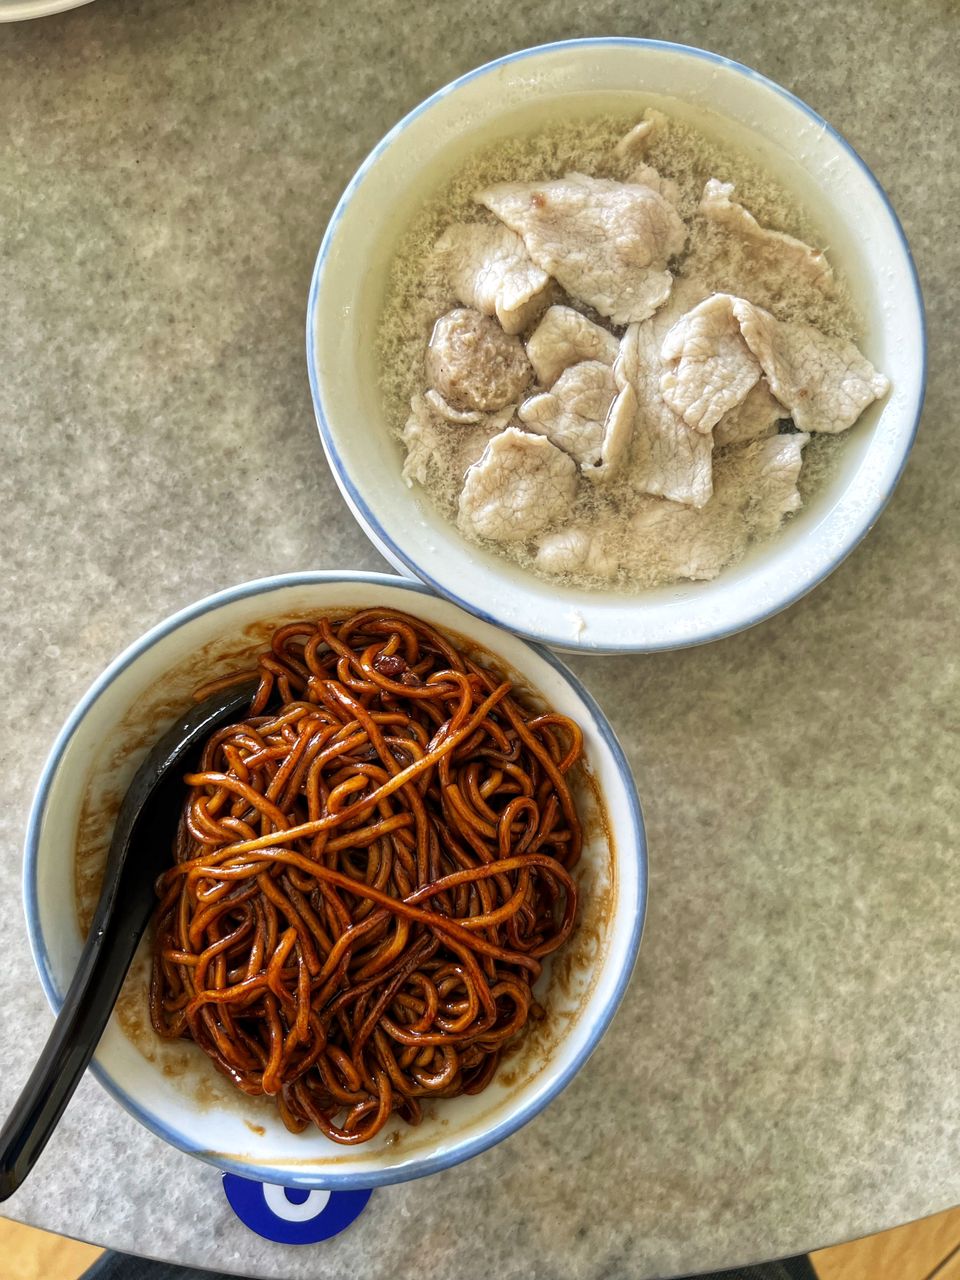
[23, 572, 645, 1188]
[307, 39, 924, 653]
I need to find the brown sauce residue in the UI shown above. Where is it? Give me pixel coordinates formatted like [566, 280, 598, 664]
[72, 603, 619, 1149]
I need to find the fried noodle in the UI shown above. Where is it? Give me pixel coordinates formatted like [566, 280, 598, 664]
[150, 609, 583, 1144]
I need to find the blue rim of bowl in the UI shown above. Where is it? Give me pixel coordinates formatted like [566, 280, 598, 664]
[23, 570, 647, 1190]
[306, 37, 927, 655]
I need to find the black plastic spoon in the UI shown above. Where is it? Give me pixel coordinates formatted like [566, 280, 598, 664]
[0, 681, 257, 1201]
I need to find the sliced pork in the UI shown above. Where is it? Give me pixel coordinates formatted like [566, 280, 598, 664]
[433, 223, 553, 335]
[664, 293, 888, 434]
[700, 179, 834, 290]
[457, 427, 579, 544]
[713, 379, 783, 446]
[535, 527, 619, 578]
[519, 360, 632, 482]
[660, 292, 762, 432]
[401, 395, 511, 491]
[477, 173, 687, 324]
[625, 431, 809, 583]
[525, 305, 619, 387]
[612, 280, 714, 508]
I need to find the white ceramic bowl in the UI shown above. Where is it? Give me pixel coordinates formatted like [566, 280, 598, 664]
[0, 0, 92, 20]
[307, 39, 925, 654]
[24, 572, 645, 1189]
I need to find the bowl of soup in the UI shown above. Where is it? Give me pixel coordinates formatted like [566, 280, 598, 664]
[24, 571, 646, 1188]
[306, 39, 924, 653]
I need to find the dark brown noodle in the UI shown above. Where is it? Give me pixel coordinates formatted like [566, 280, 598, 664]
[150, 608, 583, 1144]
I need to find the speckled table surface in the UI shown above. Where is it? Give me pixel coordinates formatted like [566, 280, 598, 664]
[0, 1, 957, 1277]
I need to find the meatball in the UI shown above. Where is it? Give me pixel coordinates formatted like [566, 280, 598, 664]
[426, 308, 532, 412]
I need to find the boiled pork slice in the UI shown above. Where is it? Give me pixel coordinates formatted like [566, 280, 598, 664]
[732, 431, 809, 537]
[525, 305, 619, 387]
[713, 379, 783, 446]
[433, 223, 553, 335]
[627, 163, 680, 206]
[612, 279, 714, 509]
[613, 108, 669, 163]
[534, 526, 619, 579]
[423, 388, 483, 424]
[700, 179, 834, 290]
[477, 173, 687, 324]
[518, 359, 633, 482]
[731, 297, 889, 433]
[659, 293, 762, 432]
[624, 432, 809, 583]
[457, 427, 579, 544]
[663, 293, 889, 434]
[594, 383, 637, 484]
[401, 395, 512, 490]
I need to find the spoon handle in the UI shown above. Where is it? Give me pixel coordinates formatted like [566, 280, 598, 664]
[0, 682, 255, 1201]
[0, 888, 153, 1200]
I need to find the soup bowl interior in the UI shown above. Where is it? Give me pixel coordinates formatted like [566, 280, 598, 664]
[308, 39, 924, 653]
[24, 572, 645, 1189]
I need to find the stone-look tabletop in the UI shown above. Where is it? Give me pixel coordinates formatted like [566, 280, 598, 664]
[0, 2, 956, 1277]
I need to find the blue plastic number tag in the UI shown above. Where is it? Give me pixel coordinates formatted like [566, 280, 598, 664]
[222, 1173, 372, 1244]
